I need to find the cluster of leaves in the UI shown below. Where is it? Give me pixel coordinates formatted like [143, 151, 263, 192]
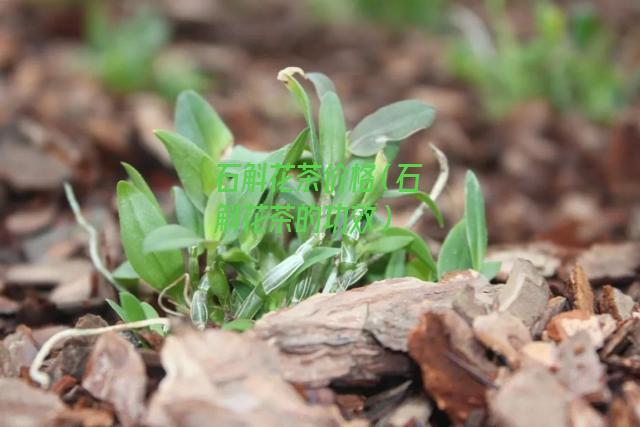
[448, 2, 631, 122]
[84, 1, 208, 100]
[112, 67, 493, 329]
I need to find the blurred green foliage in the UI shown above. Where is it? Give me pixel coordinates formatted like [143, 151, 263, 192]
[353, 0, 450, 30]
[309, 0, 450, 31]
[85, 1, 208, 100]
[448, 2, 630, 122]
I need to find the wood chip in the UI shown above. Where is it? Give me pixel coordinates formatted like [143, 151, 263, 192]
[1, 325, 38, 377]
[601, 318, 640, 359]
[252, 278, 467, 388]
[598, 285, 636, 321]
[146, 329, 351, 427]
[568, 264, 595, 314]
[49, 273, 94, 309]
[4, 204, 56, 236]
[567, 398, 606, 427]
[555, 332, 608, 403]
[546, 310, 616, 348]
[520, 341, 558, 369]
[5, 259, 92, 288]
[130, 94, 172, 166]
[489, 367, 571, 427]
[574, 242, 640, 285]
[0, 378, 65, 426]
[0, 141, 71, 191]
[47, 315, 108, 385]
[498, 259, 550, 329]
[531, 296, 568, 338]
[447, 270, 500, 322]
[486, 242, 565, 282]
[82, 333, 147, 427]
[408, 308, 496, 424]
[472, 311, 531, 367]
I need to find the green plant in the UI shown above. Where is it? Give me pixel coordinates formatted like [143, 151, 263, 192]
[84, 1, 208, 99]
[107, 291, 166, 336]
[110, 67, 495, 329]
[437, 171, 499, 280]
[448, 2, 630, 122]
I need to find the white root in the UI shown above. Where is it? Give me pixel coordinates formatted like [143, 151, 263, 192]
[406, 143, 450, 229]
[157, 273, 190, 317]
[64, 183, 125, 292]
[30, 318, 171, 389]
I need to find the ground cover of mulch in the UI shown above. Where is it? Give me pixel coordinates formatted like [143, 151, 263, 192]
[1, 241, 640, 426]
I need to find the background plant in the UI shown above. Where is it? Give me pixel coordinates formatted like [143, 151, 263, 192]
[448, 1, 632, 122]
[108, 67, 495, 330]
[84, 0, 208, 99]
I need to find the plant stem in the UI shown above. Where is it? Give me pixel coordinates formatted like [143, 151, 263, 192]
[406, 143, 449, 229]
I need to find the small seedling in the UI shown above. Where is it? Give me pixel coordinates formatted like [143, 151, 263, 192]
[437, 170, 499, 280]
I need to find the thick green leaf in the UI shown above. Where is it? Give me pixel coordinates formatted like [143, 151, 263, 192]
[464, 170, 488, 271]
[140, 302, 165, 335]
[175, 90, 233, 160]
[361, 235, 414, 255]
[119, 292, 146, 322]
[278, 68, 320, 164]
[234, 289, 263, 319]
[106, 299, 128, 322]
[155, 130, 217, 211]
[319, 91, 346, 167]
[121, 162, 162, 215]
[203, 190, 226, 243]
[437, 219, 473, 279]
[405, 258, 431, 281]
[383, 189, 444, 227]
[306, 72, 337, 98]
[143, 224, 204, 253]
[140, 301, 159, 318]
[173, 186, 203, 237]
[117, 181, 183, 290]
[262, 252, 305, 294]
[379, 227, 436, 279]
[332, 157, 370, 208]
[295, 247, 340, 277]
[349, 100, 435, 156]
[221, 248, 255, 264]
[385, 250, 406, 278]
[361, 151, 389, 207]
[112, 260, 139, 281]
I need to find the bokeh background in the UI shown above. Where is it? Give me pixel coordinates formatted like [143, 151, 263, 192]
[1, 0, 639, 278]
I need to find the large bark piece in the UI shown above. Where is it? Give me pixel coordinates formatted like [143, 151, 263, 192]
[252, 278, 466, 388]
[408, 308, 497, 424]
[146, 328, 352, 427]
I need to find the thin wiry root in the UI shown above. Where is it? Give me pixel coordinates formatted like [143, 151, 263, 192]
[64, 183, 125, 292]
[157, 273, 190, 317]
[406, 143, 450, 229]
[30, 318, 171, 389]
